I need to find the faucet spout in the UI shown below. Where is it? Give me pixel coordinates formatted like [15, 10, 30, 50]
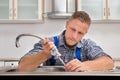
[15, 34, 43, 48]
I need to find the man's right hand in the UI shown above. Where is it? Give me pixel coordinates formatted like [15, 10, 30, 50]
[42, 37, 56, 55]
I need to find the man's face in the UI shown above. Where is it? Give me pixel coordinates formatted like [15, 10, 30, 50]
[64, 19, 89, 47]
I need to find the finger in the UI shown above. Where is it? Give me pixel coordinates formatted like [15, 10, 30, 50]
[46, 42, 55, 50]
[64, 63, 73, 72]
[64, 59, 82, 72]
[65, 59, 78, 67]
[43, 37, 49, 45]
[69, 61, 80, 72]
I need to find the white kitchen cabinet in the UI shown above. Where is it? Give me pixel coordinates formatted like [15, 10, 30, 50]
[4, 62, 18, 68]
[0, 62, 4, 67]
[0, 0, 9, 19]
[0, 0, 44, 23]
[108, 0, 120, 20]
[77, 0, 105, 20]
[77, 0, 120, 22]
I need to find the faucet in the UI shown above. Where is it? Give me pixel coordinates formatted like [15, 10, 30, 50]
[15, 34, 43, 48]
[15, 34, 65, 65]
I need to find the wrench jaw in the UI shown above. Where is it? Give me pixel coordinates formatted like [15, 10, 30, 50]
[51, 47, 61, 58]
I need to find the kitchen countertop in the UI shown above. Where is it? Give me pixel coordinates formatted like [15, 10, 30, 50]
[0, 66, 120, 76]
[0, 71, 120, 76]
[0, 58, 20, 62]
[0, 58, 120, 77]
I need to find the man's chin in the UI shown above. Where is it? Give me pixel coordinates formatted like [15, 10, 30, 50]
[66, 40, 76, 47]
[67, 43, 76, 47]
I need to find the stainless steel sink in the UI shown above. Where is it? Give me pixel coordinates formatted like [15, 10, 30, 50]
[2, 66, 120, 74]
[1, 66, 120, 77]
[5, 66, 65, 72]
[34, 66, 65, 72]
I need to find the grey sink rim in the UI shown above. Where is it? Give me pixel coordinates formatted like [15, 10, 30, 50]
[6, 66, 65, 72]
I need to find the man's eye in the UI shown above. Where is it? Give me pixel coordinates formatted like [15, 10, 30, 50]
[78, 32, 82, 34]
[78, 32, 84, 35]
[71, 28, 75, 31]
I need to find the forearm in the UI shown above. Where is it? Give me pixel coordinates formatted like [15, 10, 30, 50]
[82, 56, 114, 71]
[17, 51, 51, 72]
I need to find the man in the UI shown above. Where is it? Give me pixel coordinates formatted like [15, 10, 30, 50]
[17, 11, 114, 72]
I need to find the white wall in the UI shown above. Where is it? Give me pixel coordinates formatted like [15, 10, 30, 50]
[0, 19, 66, 58]
[0, 19, 120, 59]
[85, 23, 120, 59]
[0, 0, 120, 59]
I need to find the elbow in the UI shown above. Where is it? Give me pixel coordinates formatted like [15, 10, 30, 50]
[107, 58, 115, 70]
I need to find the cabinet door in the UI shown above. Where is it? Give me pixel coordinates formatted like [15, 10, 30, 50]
[0, 0, 43, 23]
[14, 0, 39, 20]
[4, 62, 18, 68]
[108, 0, 120, 20]
[77, 0, 105, 20]
[0, 0, 9, 19]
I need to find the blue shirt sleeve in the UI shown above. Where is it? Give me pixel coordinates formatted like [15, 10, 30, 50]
[25, 40, 43, 55]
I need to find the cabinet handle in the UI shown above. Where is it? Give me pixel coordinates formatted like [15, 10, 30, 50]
[14, 8, 16, 18]
[108, 8, 110, 16]
[9, 8, 12, 17]
[104, 8, 106, 16]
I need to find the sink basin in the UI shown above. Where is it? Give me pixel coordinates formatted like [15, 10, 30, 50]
[5, 66, 66, 72]
[34, 66, 65, 72]
[3, 66, 120, 74]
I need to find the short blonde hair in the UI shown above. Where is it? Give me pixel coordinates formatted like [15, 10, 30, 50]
[69, 11, 91, 26]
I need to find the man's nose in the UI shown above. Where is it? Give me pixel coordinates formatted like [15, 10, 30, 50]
[73, 32, 78, 39]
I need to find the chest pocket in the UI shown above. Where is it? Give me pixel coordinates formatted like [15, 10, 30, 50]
[49, 36, 81, 65]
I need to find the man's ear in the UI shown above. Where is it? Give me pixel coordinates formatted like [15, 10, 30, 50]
[66, 20, 69, 28]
